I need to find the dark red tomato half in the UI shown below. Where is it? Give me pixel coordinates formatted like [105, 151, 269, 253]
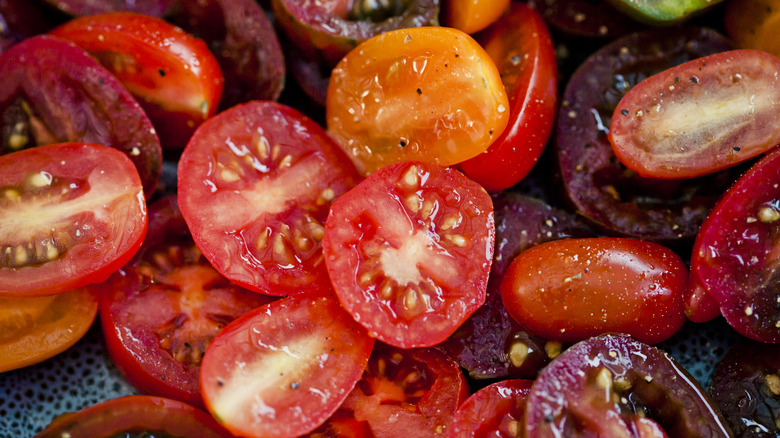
[50, 12, 224, 150]
[692, 147, 780, 343]
[447, 379, 532, 438]
[610, 49, 780, 179]
[100, 196, 274, 407]
[501, 237, 688, 345]
[39, 0, 175, 17]
[178, 101, 361, 297]
[34, 395, 231, 438]
[200, 292, 375, 438]
[458, 3, 557, 192]
[323, 161, 495, 348]
[0, 142, 147, 297]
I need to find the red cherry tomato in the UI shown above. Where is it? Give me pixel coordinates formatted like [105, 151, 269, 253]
[323, 161, 495, 348]
[50, 12, 224, 150]
[178, 101, 361, 297]
[447, 379, 532, 438]
[100, 196, 275, 407]
[200, 292, 375, 438]
[458, 3, 558, 192]
[500, 237, 688, 344]
[34, 395, 232, 438]
[610, 49, 780, 179]
[684, 266, 721, 323]
[0, 142, 147, 297]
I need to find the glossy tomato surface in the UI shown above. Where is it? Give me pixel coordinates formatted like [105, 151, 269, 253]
[0, 142, 147, 297]
[610, 49, 780, 179]
[458, 3, 557, 192]
[178, 101, 360, 297]
[34, 395, 231, 438]
[443, 0, 510, 34]
[0, 35, 162, 198]
[323, 161, 494, 348]
[327, 26, 509, 176]
[725, 0, 780, 58]
[0, 287, 98, 372]
[100, 196, 274, 407]
[501, 237, 688, 344]
[524, 334, 733, 437]
[50, 12, 224, 150]
[200, 292, 374, 438]
[692, 147, 780, 343]
[447, 379, 532, 438]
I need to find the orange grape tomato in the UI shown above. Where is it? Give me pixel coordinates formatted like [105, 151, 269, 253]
[443, 0, 511, 34]
[725, 0, 780, 57]
[0, 287, 98, 373]
[326, 26, 510, 176]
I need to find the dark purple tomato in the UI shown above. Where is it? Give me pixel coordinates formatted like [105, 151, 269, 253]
[0, 0, 52, 47]
[439, 193, 593, 379]
[556, 26, 738, 242]
[0, 35, 162, 197]
[524, 334, 733, 437]
[448, 379, 533, 438]
[528, 0, 641, 39]
[39, 0, 175, 16]
[692, 147, 780, 343]
[709, 340, 780, 437]
[170, 0, 285, 108]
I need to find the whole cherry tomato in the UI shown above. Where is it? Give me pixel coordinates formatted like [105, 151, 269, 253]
[443, 0, 510, 34]
[725, 0, 780, 58]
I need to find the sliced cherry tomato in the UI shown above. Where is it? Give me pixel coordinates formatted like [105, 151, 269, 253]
[0, 287, 98, 372]
[457, 3, 558, 192]
[39, 0, 174, 16]
[323, 161, 494, 348]
[178, 101, 360, 296]
[0, 35, 162, 198]
[35, 395, 232, 438]
[524, 334, 733, 437]
[0, 142, 147, 297]
[528, 0, 640, 39]
[443, 0, 510, 34]
[725, 0, 780, 58]
[709, 340, 780, 437]
[610, 49, 780, 180]
[691, 147, 780, 343]
[326, 27, 510, 176]
[501, 237, 688, 344]
[50, 12, 224, 150]
[200, 292, 375, 438]
[100, 196, 274, 407]
[605, 0, 725, 24]
[447, 379, 532, 438]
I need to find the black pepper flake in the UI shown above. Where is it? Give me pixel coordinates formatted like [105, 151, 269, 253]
[489, 129, 494, 135]
[733, 146, 741, 151]
[399, 140, 407, 147]
[98, 77, 105, 85]
[674, 76, 680, 83]
[620, 109, 629, 116]
[416, 88, 422, 95]
[158, 68, 166, 77]
[690, 76, 699, 83]
[290, 382, 300, 389]
[455, 53, 460, 58]
[217, 380, 224, 387]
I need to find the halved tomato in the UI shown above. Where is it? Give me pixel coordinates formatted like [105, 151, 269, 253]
[323, 161, 494, 348]
[448, 379, 532, 437]
[50, 12, 224, 150]
[0, 287, 98, 372]
[0, 142, 147, 297]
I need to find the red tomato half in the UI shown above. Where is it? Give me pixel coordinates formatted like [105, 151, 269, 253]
[458, 3, 558, 192]
[500, 237, 688, 344]
[0, 142, 147, 297]
[323, 161, 494, 348]
[50, 12, 224, 150]
[178, 101, 361, 296]
[100, 196, 274, 406]
[200, 292, 375, 438]
[610, 49, 780, 179]
[35, 395, 231, 438]
[447, 379, 532, 438]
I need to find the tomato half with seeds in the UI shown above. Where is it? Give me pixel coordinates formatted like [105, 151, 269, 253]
[327, 27, 510, 176]
[691, 147, 780, 343]
[610, 50, 780, 180]
[447, 379, 532, 438]
[178, 101, 360, 296]
[100, 196, 274, 407]
[50, 12, 224, 150]
[200, 292, 375, 438]
[0, 287, 98, 372]
[323, 161, 494, 348]
[0, 142, 147, 297]
[458, 3, 557, 192]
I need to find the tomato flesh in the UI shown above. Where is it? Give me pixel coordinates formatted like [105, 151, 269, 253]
[448, 379, 532, 438]
[323, 161, 494, 348]
[0, 142, 147, 297]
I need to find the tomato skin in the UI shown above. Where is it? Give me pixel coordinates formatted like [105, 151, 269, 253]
[458, 3, 557, 192]
[684, 266, 721, 323]
[610, 49, 780, 180]
[327, 26, 510, 176]
[0, 142, 147, 297]
[447, 379, 532, 438]
[323, 161, 494, 348]
[50, 12, 224, 150]
[500, 237, 688, 344]
[443, 0, 510, 34]
[604, 0, 725, 24]
[725, 0, 780, 58]
[39, 0, 175, 17]
[34, 395, 232, 438]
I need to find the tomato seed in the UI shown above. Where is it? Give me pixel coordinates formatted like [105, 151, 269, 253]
[509, 342, 529, 367]
[544, 341, 562, 359]
[764, 374, 780, 395]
